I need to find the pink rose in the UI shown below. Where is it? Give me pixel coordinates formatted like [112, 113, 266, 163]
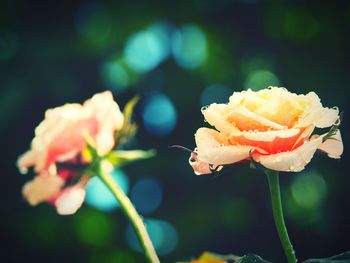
[18, 91, 124, 214]
[191, 87, 343, 173]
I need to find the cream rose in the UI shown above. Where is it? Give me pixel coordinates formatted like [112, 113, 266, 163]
[18, 91, 124, 214]
[191, 87, 343, 173]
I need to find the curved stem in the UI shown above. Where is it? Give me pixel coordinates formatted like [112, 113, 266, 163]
[265, 170, 297, 263]
[97, 163, 160, 263]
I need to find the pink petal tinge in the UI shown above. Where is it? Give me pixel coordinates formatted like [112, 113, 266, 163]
[17, 91, 124, 173]
[54, 186, 86, 215]
[189, 149, 223, 175]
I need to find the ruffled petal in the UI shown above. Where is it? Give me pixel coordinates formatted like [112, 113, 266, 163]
[227, 107, 286, 131]
[254, 136, 324, 172]
[295, 92, 339, 128]
[201, 103, 237, 134]
[229, 128, 307, 154]
[17, 150, 35, 174]
[54, 186, 86, 215]
[195, 128, 252, 166]
[231, 128, 301, 142]
[84, 91, 124, 154]
[318, 130, 343, 159]
[22, 173, 64, 206]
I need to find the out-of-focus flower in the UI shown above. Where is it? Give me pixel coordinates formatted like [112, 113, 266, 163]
[18, 91, 124, 215]
[190, 87, 343, 173]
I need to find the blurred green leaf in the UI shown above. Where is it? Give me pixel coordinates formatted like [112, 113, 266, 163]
[303, 251, 350, 263]
[105, 149, 156, 167]
[115, 96, 139, 147]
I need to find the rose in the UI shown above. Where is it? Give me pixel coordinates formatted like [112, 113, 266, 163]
[18, 91, 124, 215]
[190, 87, 343, 174]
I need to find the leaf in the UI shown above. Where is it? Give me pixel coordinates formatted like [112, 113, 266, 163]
[177, 252, 271, 263]
[105, 149, 156, 167]
[115, 96, 139, 147]
[303, 251, 350, 263]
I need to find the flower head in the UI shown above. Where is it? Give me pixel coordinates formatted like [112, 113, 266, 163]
[18, 91, 124, 215]
[190, 87, 343, 173]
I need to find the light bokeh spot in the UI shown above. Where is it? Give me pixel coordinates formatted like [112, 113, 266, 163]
[142, 93, 177, 136]
[124, 23, 171, 73]
[73, 209, 114, 247]
[291, 170, 327, 209]
[85, 169, 129, 211]
[244, 69, 280, 91]
[171, 25, 208, 69]
[131, 177, 163, 214]
[100, 61, 129, 91]
[126, 219, 178, 255]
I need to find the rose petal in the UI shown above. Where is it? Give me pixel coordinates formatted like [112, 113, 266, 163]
[229, 87, 304, 128]
[189, 149, 223, 175]
[22, 173, 64, 206]
[84, 91, 124, 154]
[55, 186, 86, 215]
[201, 103, 238, 135]
[17, 150, 35, 174]
[195, 128, 253, 166]
[227, 107, 286, 131]
[229, 128, 307, 154]
[291, 125, 314, 149]
[231, 128, 301, 142]
[46, 117, 99, 168]
[318, 130, 343, 159]
[296, 92, 339, 128]
[254, 136, 324, 172]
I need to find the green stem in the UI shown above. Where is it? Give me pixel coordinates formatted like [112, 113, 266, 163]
[97, 163, 160, 263]
[265, 170, 297, 263]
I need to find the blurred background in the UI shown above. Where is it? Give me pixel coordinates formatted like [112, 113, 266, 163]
[1, 0, 349, 262]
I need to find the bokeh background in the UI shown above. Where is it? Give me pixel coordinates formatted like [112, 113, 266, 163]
[1, 0, 350, 262]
